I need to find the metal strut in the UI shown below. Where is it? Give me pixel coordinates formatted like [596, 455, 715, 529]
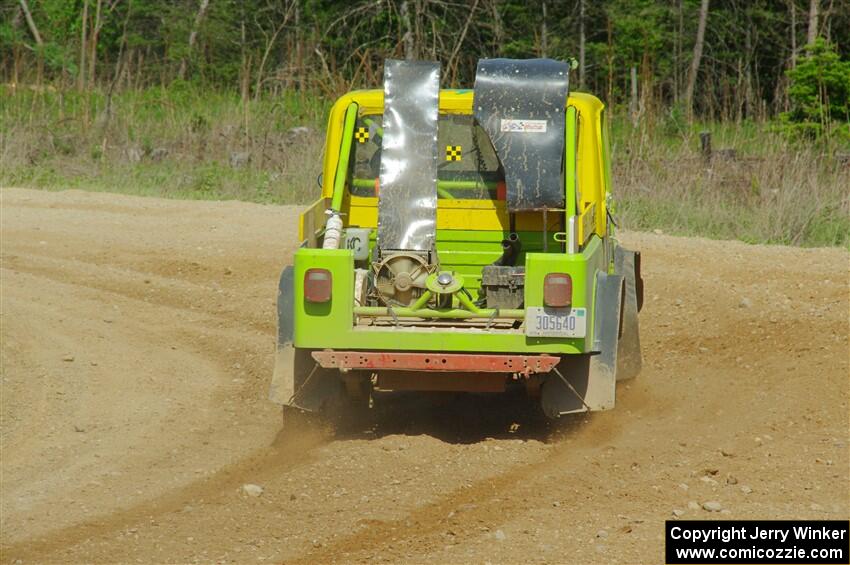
[286, 361, 320, 407]
[551, 365, 592, 412]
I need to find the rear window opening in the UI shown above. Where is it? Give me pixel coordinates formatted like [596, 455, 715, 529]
[349, 114, 504, 200]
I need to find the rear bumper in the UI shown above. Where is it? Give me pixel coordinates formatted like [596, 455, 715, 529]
[311, 350, 560, 376]
[290, 239, 608, 355]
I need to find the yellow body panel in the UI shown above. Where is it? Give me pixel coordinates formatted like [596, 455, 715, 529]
[298, 197, 329, 244]
[317, 89, 608, 237]
[579, 202, 597, 244]
[346, 196, 561, 232]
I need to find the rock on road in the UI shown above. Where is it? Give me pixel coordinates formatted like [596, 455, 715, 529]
[1, 187, 848, 563]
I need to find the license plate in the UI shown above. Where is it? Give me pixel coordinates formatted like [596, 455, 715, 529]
[525, 307, 587, 338]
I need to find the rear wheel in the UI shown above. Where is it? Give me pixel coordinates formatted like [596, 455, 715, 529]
[324, 376, 373, 433]
[281, 404, 319, 429]
[540, 355, 592, 419]
[282, 349, 369, 430]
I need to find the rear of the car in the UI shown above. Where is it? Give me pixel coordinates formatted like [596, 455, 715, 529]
[271, 59, 642, 420]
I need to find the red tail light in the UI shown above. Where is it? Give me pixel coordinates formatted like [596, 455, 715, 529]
[544, 273, 572, 307]
[304, 268, 332, 303]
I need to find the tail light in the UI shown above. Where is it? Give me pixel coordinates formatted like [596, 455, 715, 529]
[543, 273, 572, 307]
[304, 268, 332, 303]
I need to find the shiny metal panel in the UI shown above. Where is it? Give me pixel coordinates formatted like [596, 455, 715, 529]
[614, 247, 642, 380]
[377, 59, 440, 252]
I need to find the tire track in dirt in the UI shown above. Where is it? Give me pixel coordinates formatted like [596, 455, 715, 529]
[2, 188, 304, 557]
[1, 424, 328, 560]
[1, 188, 847, 564]
[1, 249, 276, 335]
[1, 256, 271, 410]
[283, 357, 718, 563]
[283, 415, 611, 564]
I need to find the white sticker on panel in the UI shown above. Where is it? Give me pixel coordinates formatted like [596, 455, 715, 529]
[499, 119, 548, 133]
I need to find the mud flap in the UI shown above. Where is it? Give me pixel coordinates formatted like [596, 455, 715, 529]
[269, 266, 340, 411]
[269, 266, 296, 405]
[541, 272, 623, 418]
[614, 247, 642, 381]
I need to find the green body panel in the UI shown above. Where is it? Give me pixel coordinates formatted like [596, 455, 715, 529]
[523, 236, 605, 351]
[293, 248, 354, 324]
[331, 104, 359, 211]
[292, 236, 607, 354]
[358, 229, 565, 292]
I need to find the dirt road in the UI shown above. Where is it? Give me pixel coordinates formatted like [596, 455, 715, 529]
[1, 187, 848, 564]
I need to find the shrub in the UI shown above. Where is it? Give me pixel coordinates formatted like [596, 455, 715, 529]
[779, 39, 850, 141]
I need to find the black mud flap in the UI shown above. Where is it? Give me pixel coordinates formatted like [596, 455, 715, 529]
[268, 266, 341, 412]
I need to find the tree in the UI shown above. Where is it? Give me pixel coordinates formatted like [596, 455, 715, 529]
[781, 38, 850, 138]
[807, 0, 819, 44]
[78, 0, 88, 91]
[1, 0, 848, 126]
[18, 0, 43, 47]
[578, 0, 585, 88]
[684, 0, 709, 121]
[178, 0, 211, 80]
[17, 0, 43, 83]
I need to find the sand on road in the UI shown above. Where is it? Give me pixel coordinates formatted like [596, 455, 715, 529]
[1, 187, 848, 564]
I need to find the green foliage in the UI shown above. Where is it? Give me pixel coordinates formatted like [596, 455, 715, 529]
[610, 116, 850, 248]
[2, 0, 849, 248]
[606, 0, 669, 67]
[3, 0, 850, 120]
[779, 39, 850, 140]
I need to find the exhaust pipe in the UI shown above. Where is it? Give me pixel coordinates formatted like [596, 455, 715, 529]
[492, 233, 522, 267]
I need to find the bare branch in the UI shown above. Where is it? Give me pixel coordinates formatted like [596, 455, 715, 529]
[446, 0, 479, 83]
[254, 0, 297, 99]
[178, 0, 211, 80]
[18, 0, 43, 46]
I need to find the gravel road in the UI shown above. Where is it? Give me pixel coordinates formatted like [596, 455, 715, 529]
[1, 187, 847, 564]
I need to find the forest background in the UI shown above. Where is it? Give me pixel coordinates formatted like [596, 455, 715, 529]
[1, 0, 848, 246]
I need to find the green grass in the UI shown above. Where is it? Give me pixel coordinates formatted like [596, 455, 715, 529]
[5, 159, 316, 204]
[2, 85, 848, 247]
[609, 115, 850, 247]
[617, 196, 850, 247]
[0, 85, 328, 204]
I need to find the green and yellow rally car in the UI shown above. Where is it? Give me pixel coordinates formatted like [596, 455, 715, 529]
[270, 58, 643, 421]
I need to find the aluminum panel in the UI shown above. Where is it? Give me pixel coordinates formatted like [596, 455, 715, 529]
[377, 59, 440, 251]
[473, 58, 569, 211]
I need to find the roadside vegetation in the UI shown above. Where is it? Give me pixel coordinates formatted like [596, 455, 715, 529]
[0, 86, 327, 203]
[1, 0, 848, 246]
[3, 80, 847, 247]
[612, 118, 850, 247]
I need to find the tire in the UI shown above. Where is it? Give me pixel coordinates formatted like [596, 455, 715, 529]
[539, 355, 592, 419]
[324, 382, 373, 434]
